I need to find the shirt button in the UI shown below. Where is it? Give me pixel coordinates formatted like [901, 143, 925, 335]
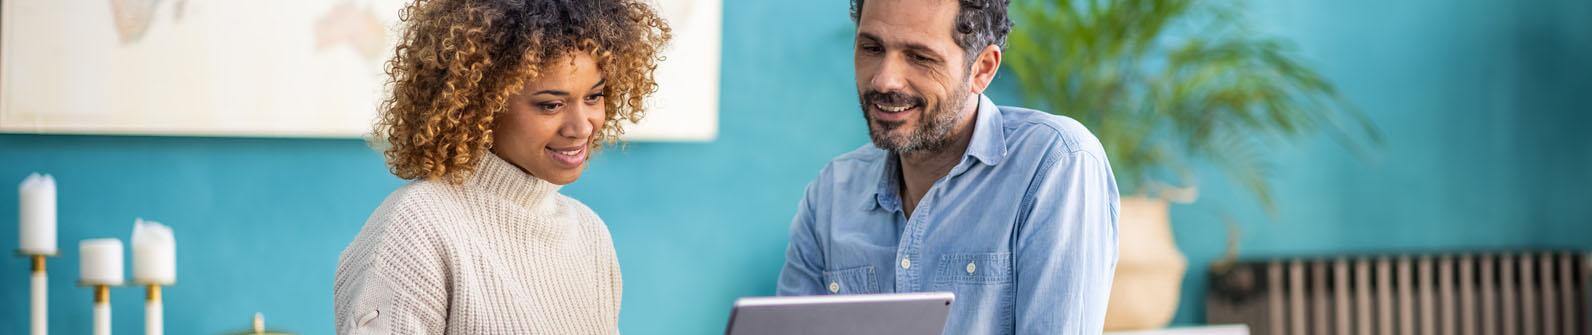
[828, 282, 840, 293]
[966, 262, 977, 274]
[900, 258, 911, 269]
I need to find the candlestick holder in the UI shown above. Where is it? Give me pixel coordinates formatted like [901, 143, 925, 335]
[79, 238, 124, 335]
[140, 282, 170, 335]
[81, 282, 119, 335]
[18, 172, 58, 335]
[18, 251, 53, 335]
[132, 218, 176, 335]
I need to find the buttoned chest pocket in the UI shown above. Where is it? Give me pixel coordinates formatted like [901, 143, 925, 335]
[935, 252, 1013, 284]
[821, 265, 879, 295]
[933, 252, 1015, 335]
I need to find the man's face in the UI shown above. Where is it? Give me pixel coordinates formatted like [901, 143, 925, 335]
[855, 0, 974, 154]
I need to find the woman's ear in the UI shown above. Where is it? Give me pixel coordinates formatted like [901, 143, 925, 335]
[969, 45, 1002, 94]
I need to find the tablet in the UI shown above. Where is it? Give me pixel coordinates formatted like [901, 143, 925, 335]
[724, 292, 955, 335]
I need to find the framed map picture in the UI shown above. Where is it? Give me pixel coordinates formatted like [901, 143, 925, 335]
[0, 0, 719, 141]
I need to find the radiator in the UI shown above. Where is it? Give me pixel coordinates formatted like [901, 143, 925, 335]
[1207, 252, 1590, 335]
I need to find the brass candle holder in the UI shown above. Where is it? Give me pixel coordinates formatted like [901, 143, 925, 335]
[141, 282, 169, 335]
[85, 283, 116, 335]
[78, 238, 124, 335]
[20, 252, 53, 335]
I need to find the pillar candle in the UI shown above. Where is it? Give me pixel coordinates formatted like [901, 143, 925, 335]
[80, 239, 124, 285]
[18, 173, 57, 255]
[132, 219, 176, 284]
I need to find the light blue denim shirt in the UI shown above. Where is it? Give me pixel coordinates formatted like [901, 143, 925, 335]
[777, 95, 1120, 335]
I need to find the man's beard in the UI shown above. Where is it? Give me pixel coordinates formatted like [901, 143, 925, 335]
[859, 81, 972, 155]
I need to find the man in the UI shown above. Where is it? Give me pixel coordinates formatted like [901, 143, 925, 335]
[776, 0, 1120, 334]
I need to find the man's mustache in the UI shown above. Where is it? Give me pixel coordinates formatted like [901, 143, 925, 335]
[863, 90, 925, 108]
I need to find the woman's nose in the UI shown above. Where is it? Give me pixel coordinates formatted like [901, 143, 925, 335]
[559, 104, 596, 139]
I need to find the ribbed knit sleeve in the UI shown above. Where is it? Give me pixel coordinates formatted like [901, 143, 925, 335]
[335, 192, 452, 335]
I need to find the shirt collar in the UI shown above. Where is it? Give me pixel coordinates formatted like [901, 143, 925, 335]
[864, 94, 1008, 211]
[964, 94, 1009, 167]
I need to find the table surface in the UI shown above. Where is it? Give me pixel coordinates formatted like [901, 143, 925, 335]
[1104, 325, 1250, 335]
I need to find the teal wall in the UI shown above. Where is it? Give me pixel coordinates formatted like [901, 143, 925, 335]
[1, 0, 1588, 334]
[1168, 0, 1592, 325]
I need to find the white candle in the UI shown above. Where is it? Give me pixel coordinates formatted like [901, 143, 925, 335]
[132, 219, 176, 285]
[80, 239, 124, 285]
[18, 173, 57, 255]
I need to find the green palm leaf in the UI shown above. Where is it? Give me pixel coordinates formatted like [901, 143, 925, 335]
[1007, 0, 1381, 214]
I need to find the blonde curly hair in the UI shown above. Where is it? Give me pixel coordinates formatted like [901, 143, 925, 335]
[375, 0, 670, 182]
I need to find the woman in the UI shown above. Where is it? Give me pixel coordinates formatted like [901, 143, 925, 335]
[333, 0, 668, 333]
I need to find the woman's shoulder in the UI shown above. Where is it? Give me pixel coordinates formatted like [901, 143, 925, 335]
[335, 182, 457, 333]
[553, 194, 612, 234]
[378, 179, 473, 221]
[336, 180, 466, 285]
[347, 180, 470, 252]
[552, 194, 600, 222]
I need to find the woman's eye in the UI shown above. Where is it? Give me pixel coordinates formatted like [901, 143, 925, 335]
[584, 93, 604, 104]
[538, 102, 564, 112]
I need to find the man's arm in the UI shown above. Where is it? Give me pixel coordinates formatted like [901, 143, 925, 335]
[1014, 146, 1120, 334]
[777, 181, 826, 296]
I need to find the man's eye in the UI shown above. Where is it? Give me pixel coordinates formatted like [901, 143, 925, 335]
[909, 53, 933, 63]
[860, 44, 883, 54]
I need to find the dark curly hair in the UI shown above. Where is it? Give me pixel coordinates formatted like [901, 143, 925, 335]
[375, 0, 670, 182]
[849, 0, 1013, 61]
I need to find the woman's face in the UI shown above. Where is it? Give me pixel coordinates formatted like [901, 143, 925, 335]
[493, 52, 606, 185]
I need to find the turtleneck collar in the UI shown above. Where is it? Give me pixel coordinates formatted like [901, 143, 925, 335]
[466, 152, 562, 211]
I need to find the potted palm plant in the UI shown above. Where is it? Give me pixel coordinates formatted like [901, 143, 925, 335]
[1005, 0, 1380, 330]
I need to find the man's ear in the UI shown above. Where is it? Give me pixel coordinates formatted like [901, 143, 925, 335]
[969, 45, 1002, 94]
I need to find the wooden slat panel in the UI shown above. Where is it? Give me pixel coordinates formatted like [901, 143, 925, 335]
[1315, 261, 1330, 335]
[1461, 254, 1477, 335]
[1336, 258, 1351, 335]
[1482, 254, 1497, 335]
[1541, 253, 1557, 335]
[1270, 262, 1285, 335]
[1559, 253, 1578, 335]
[1359, 257, 1375, 335]
[1503, 254, 1517, 335]
[1440, 255, 1456, 335]
[1381, 257, 1395, 335]
[1522, 253, 1536, 335]
[1400, 256, 1415, 335]
[1203, 253, 1590, 335]
[1420, 256, 1436, 335]
[1292, 260, 1308, 335]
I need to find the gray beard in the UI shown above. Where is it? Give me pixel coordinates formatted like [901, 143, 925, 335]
[864, 87, 972, 155]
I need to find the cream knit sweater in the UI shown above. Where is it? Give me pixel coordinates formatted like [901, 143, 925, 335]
[334, 153, 620, 334]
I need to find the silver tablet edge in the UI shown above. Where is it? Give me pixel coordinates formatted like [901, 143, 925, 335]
[733, 292, 955, 308]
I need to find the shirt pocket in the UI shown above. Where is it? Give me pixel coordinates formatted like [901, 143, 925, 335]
[935, 252, 1013, 284]
[821, 265, 879, 294]
[933, 252, 1015, 335]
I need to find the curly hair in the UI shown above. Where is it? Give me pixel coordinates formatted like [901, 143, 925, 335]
[850, 0, 1012, 61]
[375, 0, 670, 182]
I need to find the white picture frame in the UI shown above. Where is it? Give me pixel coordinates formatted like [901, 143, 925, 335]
[0, 0, 719, 141]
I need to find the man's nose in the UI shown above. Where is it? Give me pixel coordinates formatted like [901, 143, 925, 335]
[869, 55, 909, 93]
